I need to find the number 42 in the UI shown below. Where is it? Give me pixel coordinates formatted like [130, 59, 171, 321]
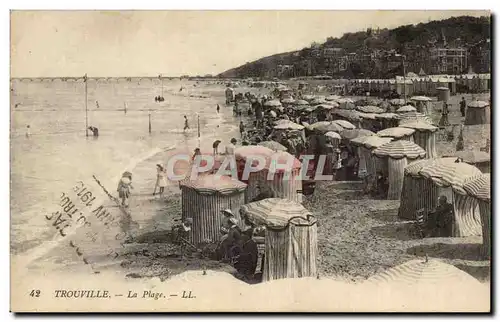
[29, 290, 41, 297]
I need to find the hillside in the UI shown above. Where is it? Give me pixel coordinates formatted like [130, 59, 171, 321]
[218, 15, 491, 79]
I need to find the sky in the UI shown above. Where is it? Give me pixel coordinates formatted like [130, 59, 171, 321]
[10, 10, 489, 77]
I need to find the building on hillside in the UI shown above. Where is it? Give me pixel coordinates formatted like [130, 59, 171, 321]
[276, 64, 295, 78]
[429, 47, 468, 74]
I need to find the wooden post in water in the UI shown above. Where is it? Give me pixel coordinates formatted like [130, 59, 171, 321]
[149, 110, 152, 134]
[197, 114, 201, 147]
[84, 73, 88, 137]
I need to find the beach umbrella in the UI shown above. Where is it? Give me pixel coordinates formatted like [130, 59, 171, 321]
[316, 103, 337, 110]
[258, 141, 287, 152]
[302, 94, 315, 101]
[361, 136, 394, 150]
[358, 112, 377, 120]
[375, 113, 400, 120]
[390, 98, 407, 106]
[396, 105, 417, 113]
[325, 95, 342, 101]
[373, 140, 426, 159]
[332, 109, 361, 121]
[365, 259, 481, 286]
[410, 96, 433, 102]
[349, 135, 374, 146]
[377, 127, 416, 140]
[235, 145, 274, 160]
[399, 120, 437, 132]
[325, 131, 342, 140]
[356, 105, 385, 114]
[340, 128, 375, 140]
[452, 150, 490, 165]
[269, 110, 277, 118]
[304, 105, 319, 113]
[264, 99, 282, 108]
[293, 99, 310, 106]
[332, 120, 356, 130]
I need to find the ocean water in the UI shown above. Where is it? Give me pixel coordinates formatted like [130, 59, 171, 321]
[10, 79, 245, 255]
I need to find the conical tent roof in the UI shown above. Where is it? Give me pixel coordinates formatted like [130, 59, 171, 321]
[463, 173, 491, 201]
[308, 121, 344, 134]
[418, 68, 427, 76]
[396, 105, 417, 113]
[399, 121, 438, 132]
[240, 198, 316, 229]
[404, 157, 456, 177]
[340, 128, 375, 140]
[419, 161, 482, 194]
[377, 127, 415, 138]
[325, 131, 342, 140]
[361, 136, 394, 149]
[372, 140, 426, 159]
[180, 174, 247, 195]
[468, 100, 489, 108]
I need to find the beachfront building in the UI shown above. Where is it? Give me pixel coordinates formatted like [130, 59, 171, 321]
[429, 47, 468, 75]
[180, 174, 247, 245]
[240, 198, 318, 282]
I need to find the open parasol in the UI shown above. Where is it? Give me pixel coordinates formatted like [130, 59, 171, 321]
[273, 120, 305, 131]
[372, 140, 426, 159]
[179, 174, 247, 195]
[240, 198, 316, 230]
[361, 136, 394, 149]
[404, 157, 456, 177]
[258, 140, 288, 152]
[332, 109, 361, 121]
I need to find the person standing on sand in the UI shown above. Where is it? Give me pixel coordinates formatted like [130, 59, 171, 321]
[183, 115, 190, 131]
[217, 104, 220, 113]
[25, 125, 31, 138]
[225, 138, 237, 156]
[239, 121, 245, 137]
[460, 97, 466, 117]
[117, 172, 134, 207]
[213, 140, 222, 155]
[153, 164, 167, 198]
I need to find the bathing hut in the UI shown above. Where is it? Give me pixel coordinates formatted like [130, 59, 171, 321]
[410, 96, 433, 115]
[240, 198, 318, 282]
[399, 121, 438, 158]
[436, 87, 450, 103]
[372, 140, 426, 200]
[356, 136, 394, 190]
[463, 174, 491, 258]
[234, 145, 274, 197]
[464, 100, 490, 125]
[272, 120, 306, 142]
[398, 158, 456, 220]
[377, 127, 415, 142]
[263, 151, 303, 203]
[180, 174, 247, 245]
[374, 113, 400, 129]
[419, 160, 482, 237]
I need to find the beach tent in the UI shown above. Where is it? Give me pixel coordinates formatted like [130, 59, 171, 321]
[340, 128, 375, 141]
[180, 174, 247, 245]
[419, 160, 482, 237]
[465, 100, 490, 125]
[374, 113, 401, 130]
[372, 141, 426, 200]
[235, 145, 274, 199]
[240, 198, 318, 282]
[377, 127, 415, 142]
[399, 121, 438, 158]
[398, 158, 456, 220]
[396, 105, 417, 113]
[358, 136, 394, 189]
[463, 174, 491, 258]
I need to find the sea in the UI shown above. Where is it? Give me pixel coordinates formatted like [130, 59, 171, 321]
[10, 78, 253, 257]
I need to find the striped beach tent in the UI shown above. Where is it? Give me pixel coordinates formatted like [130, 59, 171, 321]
[419, 161, 482, 237]
[377, 127, 415, 142]
[180, 174, 247, 245]
[240, 198, 318, 282]
[359, 136, 394, 189]
[464, 174, 491, 258]
[262, 151, 303, 203]
[398, 158, 456, 220]
[235, 145, 274, 199]
[373, 141, 426, 200]
[399, 121, 438, 158]
[465, 100, 490, 126]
